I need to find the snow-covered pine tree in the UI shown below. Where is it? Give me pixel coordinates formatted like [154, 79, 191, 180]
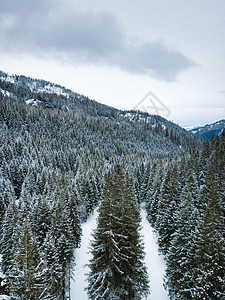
[198, 140, 211, 186]
[212, 133, 225, 236]
[0, 177, 14, 234]
[190, 175, 225, 299]
[139, 162, 151, 203]
[87, 164, 149, 300]
[165, 191, 200, 299]
[32, 194, 51, 246]
[1, 198, 19, 274]
[180, 168, 199, 208]
[155, 162, 180, 255]
[7, 218, 48, 299]
[43, 231, 63, 299]
[146, 158, 164, 226]
[65, 191, 81, 248]
[45, 192, 76, 299]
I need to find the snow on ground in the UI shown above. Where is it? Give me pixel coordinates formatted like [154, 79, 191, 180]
[25, 99, 42, 106]
[71, 205, 169, 300]
[34, 84, 70, 98]
[0, 88, 12, 97]
[71, 209, 98, 300]
[140, 203, 169, 300]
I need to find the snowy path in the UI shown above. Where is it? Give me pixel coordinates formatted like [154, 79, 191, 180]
[71, 206, 169, 300]
[71, 210, 98, 300]
[140, 204, 169, 300]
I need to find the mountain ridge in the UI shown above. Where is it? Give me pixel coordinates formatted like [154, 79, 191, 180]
[0, 70, 191, 135]
[189, 119, 225, 140]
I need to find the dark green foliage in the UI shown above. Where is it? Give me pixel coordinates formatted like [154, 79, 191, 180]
[32, 194, 51, 245]
[146, 136, 225, 299]
[146, 159, 164, 226]
[155, 162, 180, 254]
[6, 219, 49, 299]
[1, 199, 19, 274]
[0, 177, 14, 233]
[165, 193, 200, 299]
[190, 174, 225, 299]
[87, 165, 149, 299]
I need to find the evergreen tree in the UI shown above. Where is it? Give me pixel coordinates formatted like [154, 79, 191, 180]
[190, 179, 225, 299]
[139, 162, 151, 203]
[165, 192, 200, 299]
[7, 219, 48, 299]
[0, 177, 14, 234]
[165, 164, 225, 299]
[87, 165, 149, 300]
[1, 198, 19, 274]
[65, 191, 81, 248]
[43, 231, 63, 299]
[43, 192, 76, 299]
[146, 158, 164, 226]
[155, 162, 180, 254]
[198, 140, 211, 186]
[32, 194, 51, 246]
[212, 135, 225, 236]
[180, 168, 199, 208]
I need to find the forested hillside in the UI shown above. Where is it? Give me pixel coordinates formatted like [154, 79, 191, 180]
[146, 135, 225, 299]
[2, 71, 223, 299]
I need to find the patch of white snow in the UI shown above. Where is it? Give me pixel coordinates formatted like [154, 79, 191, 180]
[140, 204, 169, 300]
[70, 210, 98, 300]
[0, 88, 12, 97]
[25, 99, 41, 106]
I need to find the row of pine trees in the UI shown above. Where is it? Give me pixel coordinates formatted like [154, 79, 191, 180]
[146, 134, 225, 299]
[1, 174, 81, 299]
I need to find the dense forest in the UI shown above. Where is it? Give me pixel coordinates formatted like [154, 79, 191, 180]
[146, 134, 225, 299]
[0, 72, 224, 299]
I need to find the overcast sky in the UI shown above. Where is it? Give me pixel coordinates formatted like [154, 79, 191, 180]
[0, 0, 224, 127]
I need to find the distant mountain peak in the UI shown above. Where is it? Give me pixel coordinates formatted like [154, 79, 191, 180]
[189, 119, 225, 140]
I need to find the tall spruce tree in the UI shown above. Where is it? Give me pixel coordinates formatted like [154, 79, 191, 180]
[48, 192, 76, 299]
[87, 165, 149, 300]
[7, 218, 49, 299]
[1, 198, 19, 274]
[155, 162, 180, 255]
[165, 192, 200, 299]
[190, 177, 225, 299]
[146, 158, 164, 226]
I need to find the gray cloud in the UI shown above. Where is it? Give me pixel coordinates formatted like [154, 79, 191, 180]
[0, 0, 194, 81]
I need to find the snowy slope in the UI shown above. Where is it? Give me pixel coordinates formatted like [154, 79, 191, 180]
[189, 119, 225, 140]
[70, 206, 169, 300]
[119, 110, 183, 133]
[0, 70, 79, 99]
